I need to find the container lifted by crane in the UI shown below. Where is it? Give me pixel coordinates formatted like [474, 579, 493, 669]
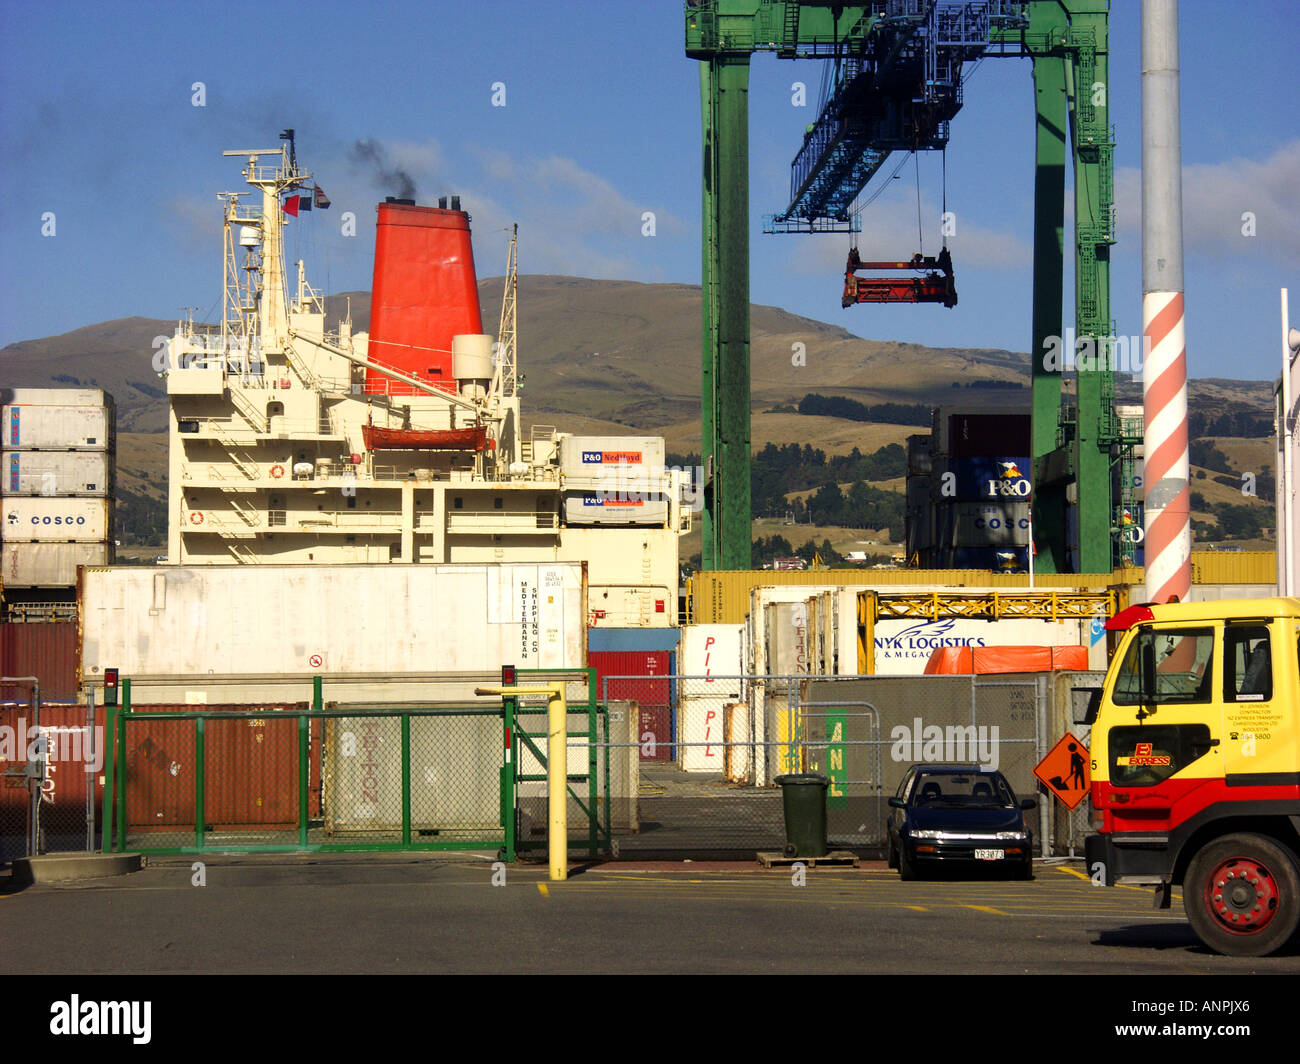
[685, 0, 1124, 575]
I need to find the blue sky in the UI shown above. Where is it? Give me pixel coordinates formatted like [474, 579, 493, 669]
[1, 0, 1296, 382]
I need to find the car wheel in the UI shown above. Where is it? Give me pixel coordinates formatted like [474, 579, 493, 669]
[887, 840, 898, 870]
[1183, 833, 1300, 957]
[898, 846, 918, 882]
[1013, 859, 1033, 881]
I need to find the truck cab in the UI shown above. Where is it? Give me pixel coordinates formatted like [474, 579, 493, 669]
[1085, 598, 1300, 956]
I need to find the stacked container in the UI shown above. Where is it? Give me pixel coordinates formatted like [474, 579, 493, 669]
[930, 409, 1032, 571]
[559, 435, 669, 526]
[1, 388, 115, 593]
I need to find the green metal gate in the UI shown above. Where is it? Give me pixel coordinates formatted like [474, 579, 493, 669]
[101, 672, 610, 858]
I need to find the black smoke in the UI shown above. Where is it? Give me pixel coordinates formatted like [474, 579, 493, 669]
[349, 138, 417, 201]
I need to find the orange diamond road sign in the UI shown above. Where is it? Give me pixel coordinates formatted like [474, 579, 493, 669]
[1034, 731, 1090, 810]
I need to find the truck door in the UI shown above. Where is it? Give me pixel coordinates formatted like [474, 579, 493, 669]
[1103, 625, 1219, 830]
[1221, 621, 1279, 783]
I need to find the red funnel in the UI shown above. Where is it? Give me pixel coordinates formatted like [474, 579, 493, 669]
[365, 202, 482, 395]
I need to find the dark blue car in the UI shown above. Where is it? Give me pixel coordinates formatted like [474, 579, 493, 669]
[887, 764, 1036, 880]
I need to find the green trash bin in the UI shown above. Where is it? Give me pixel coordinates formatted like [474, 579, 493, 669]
[773, 773, 829, 858]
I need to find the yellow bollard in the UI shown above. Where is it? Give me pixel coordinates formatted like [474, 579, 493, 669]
[476, 682, 568, 881]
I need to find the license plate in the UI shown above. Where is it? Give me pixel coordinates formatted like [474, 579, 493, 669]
[974, 849, 1005, 861]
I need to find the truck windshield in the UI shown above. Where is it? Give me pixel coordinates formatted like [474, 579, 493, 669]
[1112, 628, 1214, 705]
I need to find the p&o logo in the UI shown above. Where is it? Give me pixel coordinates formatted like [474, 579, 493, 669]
[983, 460, 1031, 498]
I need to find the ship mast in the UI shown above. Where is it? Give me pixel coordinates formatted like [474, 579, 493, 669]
[494, 224, 518, 398]
[221, 139, 307, 362]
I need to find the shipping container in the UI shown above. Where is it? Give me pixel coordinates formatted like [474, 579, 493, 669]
[873, 609, 1098, 675]
[943, 501, 1031, 547]
[4, 450, 112, 496]
[559, 435, 666, 479]
[589, 649, 672, 760]
[937, 410, 1031, 458]
[1, 541, 111, 588]
[0, 621, 79, 700]
[2, 496, 111, 542]
[0, 387, 111, 407]
[688, 555, 1279, 625]
[945, 456, 1032, 500]
[122, 705, 316, 834]
[906, 433, 931, 476]
[949, 547, 1031, 572]
[563, 492, 668, 526]
[677, 624, 744, 772]
[689, 569, 1122, 625]
[0, 702, 105, 860]
[80, 562, 588, 682]
[2, 404, 113, 451]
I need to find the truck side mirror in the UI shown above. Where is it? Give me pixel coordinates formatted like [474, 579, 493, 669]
[1080, 687, 1102, 725]
[1141, 639, 1157, 708]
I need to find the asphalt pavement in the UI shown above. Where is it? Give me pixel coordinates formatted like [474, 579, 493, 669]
[4, 854, 1300, 975]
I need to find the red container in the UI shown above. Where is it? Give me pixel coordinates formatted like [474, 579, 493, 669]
[124, 705, 319, 833]
[365, 202, 482, 396]
[589, 650, 672, 761]
[0, 621, 78, 702]
[0, 701, 105, 857]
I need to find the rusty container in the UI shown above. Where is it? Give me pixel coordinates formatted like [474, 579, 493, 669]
[123, 705, 318, 833]
[0, 701, 105, 858]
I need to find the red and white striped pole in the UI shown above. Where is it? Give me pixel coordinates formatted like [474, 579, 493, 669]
[1141, 0, 1191, 604]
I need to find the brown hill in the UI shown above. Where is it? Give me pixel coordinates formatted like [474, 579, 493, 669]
[1, 276, 1273, 438]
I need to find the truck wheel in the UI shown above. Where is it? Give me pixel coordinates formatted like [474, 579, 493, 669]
[1183, 833, 1300, 957]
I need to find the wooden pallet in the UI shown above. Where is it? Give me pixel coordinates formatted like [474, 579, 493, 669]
[756, 850, 860, 869]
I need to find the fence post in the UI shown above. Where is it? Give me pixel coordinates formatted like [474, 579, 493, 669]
[1037, 675, 1049, 858]
[116, 680, 129, 853]
[101, 694, 115, 854]
[502, 695, 516, 862]
[83, 686, 95, 852]
[298, 711, 310, 848]
[195, 715, 206, 851]
[400, 713, 412, 847]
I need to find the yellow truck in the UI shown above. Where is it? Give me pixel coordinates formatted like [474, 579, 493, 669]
[1085, 598, 1300, 956]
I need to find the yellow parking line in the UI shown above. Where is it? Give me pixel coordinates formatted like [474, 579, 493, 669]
[902, 904, 929, 912]
[1055, 865, 1092, 881]
[960, 904, 1009, 916]
[537, 883, 548, 897]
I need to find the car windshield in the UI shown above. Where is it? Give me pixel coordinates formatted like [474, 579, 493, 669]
[913, 773, 1013, 808]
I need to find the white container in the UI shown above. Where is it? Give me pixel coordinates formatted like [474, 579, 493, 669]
[1, 541, 111, 587]
[2, 404, 113, 450]
[2, 496, 111, 541]
[1, 387, 109, 407]
[559, 435, 666, 479]
[564, 492, 668, 526]
[3, 450, 112, 495]
[79, 562, 587, 679]
[678, 624, 745, 772]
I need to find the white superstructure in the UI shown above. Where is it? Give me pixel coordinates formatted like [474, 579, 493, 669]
[161, 141, 688, 626]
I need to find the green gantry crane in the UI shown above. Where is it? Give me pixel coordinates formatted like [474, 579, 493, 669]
[685, 0, 1125, 574]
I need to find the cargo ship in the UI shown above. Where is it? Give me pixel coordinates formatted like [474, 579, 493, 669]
[160, 137, 688, 626]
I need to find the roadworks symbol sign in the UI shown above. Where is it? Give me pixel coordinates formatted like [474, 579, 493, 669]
[1033, 731, 1090, 810]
